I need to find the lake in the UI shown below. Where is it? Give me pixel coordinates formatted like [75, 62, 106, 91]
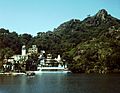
[0, 72, 120, 93]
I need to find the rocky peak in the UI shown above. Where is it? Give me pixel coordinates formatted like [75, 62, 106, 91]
[96, 9, 108, 20]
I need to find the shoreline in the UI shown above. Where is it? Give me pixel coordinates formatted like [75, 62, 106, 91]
[0, 72, 25, 75]
[0, 70, 71, 75]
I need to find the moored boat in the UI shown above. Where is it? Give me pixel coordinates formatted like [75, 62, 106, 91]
[26, 71, 35, 76]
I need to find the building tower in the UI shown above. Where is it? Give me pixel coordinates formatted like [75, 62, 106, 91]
[57, 55, 61, 62]
[22, 45, 26, 55]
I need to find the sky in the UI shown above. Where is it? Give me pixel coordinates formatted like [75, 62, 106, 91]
[0, 0, 120, 36]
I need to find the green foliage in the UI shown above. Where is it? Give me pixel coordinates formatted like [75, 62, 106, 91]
[0, 28, 21, 54]
[26, 54, 38, 71]
[0, 9, 120, 73]
[0, 47, 14, 69]
[70, 27, 120, 73]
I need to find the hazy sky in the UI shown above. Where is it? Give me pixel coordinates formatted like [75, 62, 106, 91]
[0, 0, 120, 36]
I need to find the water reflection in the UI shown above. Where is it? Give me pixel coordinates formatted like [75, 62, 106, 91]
[0, 73, 120, 93]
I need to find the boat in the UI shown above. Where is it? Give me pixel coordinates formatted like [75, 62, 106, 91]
[33, 66, 71, 74]
[34, 54, 70, 74]
[26, 71, 35, 76]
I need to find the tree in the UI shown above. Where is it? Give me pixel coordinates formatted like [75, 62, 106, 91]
[19, 33, 32, 46]
[0, 48, 14, 69]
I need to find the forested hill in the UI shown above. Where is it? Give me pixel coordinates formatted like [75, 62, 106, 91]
[0, 9, 120, 73]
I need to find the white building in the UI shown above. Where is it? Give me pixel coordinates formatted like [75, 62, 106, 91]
[11, 45, 39, 63]
[11, 55, 28, 64]
[28, 45, 38, 54]
[22, 45, 26, 55]
[8, 45, 28, 64]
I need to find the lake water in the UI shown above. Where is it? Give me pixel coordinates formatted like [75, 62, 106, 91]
[0, 72, 120, 93]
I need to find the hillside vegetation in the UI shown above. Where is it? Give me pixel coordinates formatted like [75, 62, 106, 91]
[0, 9, 120, 73]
